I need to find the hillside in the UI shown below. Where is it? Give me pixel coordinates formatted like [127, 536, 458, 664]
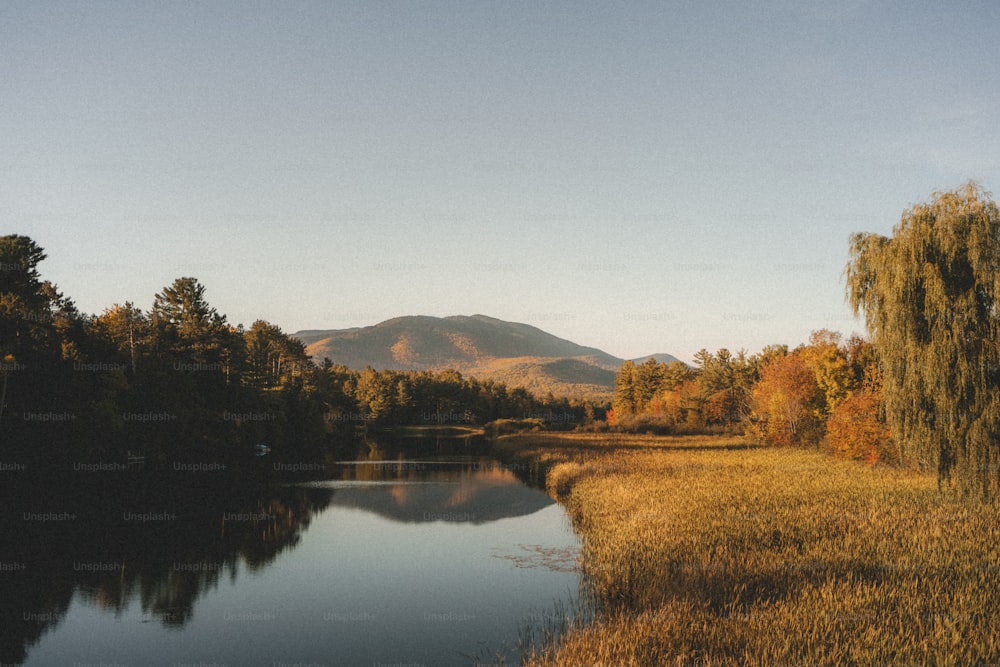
[293, 315, 667, 401]
[631, 353, 684, 365]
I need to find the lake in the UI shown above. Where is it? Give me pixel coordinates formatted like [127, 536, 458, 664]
[0, 435, 583, 666]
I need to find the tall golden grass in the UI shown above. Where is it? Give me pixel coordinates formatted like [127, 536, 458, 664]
[498, 433, 1000, 666]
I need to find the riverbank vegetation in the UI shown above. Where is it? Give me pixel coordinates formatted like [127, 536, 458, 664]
[608, 328, 896, 478]
[499, 432, 1000, 666]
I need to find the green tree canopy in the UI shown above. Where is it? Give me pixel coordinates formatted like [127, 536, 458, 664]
[244, 320, 311, 389]
[1, 235, 54, 355]
[152, 277, 225, 336]
[846, 181, 1000, 497]
[0, 235, 47, 310]
[151, 277, 233, 366]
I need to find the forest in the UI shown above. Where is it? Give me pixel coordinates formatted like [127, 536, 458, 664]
[609, 330, 888, 463]
[0, 234, 587, 473]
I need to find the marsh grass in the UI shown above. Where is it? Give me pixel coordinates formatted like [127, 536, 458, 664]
[497, 434, 1000, 666]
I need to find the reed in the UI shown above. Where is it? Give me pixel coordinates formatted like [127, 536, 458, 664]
[498, 433, 1000, 666]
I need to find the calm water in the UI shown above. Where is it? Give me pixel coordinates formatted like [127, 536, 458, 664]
[0, 438, 582, 666]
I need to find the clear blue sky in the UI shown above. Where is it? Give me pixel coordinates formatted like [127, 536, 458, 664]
[4, 1, 998, 362]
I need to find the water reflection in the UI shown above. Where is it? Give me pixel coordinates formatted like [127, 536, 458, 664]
[0, 437, 580, 666]
[310, 457, 554, 523]
[0, 480, 333, 663]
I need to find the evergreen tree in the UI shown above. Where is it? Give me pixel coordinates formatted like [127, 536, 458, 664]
[244, 320, 311, 389]
[635, 358, 665, 410]
[612, 360, 639, 417]
[151, 277, 232, 368]
[0, 235, 64, 361]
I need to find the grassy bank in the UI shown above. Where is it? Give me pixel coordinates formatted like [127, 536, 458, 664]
[496, 433, 1000, 666]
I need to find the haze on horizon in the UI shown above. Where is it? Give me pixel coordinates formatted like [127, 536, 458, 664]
[4, 1, 998, 363]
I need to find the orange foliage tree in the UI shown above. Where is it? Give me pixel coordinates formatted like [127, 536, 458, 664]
[747, 352, 823, 447]
[824, 389, 894, 464]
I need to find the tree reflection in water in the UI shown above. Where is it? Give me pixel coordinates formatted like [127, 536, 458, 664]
[0, 433, 574, 666]
[0, 475, 333, 663]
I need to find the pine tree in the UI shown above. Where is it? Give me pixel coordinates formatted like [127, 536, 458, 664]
[612, 360, 639, 418]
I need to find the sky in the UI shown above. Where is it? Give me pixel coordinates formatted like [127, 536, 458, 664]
[3, 1, 999, 363]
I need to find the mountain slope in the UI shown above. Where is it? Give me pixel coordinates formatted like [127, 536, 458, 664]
[293, 315, 669, 401]
[631, 353, 684, 365]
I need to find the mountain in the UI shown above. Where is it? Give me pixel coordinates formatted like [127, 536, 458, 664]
[293, 314, 666, 401]
[631, 353, 685, 365]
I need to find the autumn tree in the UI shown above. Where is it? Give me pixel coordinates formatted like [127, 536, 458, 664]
[799, 329, 855, 417]
[825, 390, 894, 464]
[813, 332, 893, 464]
[847, 182, 1000, 496]
[612, 352, 757, 432]
[612, 360, 639, 419]
[93, 303, 150, 373]
[730, 350, 760, 423]
[747, 351, 823, 447]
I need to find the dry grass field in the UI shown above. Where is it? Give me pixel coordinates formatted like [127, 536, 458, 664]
[497, 433, 1000, 666]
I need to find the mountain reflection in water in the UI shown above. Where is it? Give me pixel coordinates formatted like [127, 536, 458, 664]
[304, 458, 554, 523]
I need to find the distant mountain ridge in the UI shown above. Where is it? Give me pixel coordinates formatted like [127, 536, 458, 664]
[293, 314, 680, 401]
[631, 353, 685, 365]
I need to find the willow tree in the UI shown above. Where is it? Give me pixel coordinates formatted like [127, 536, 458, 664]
[846, 181, 1000, 497]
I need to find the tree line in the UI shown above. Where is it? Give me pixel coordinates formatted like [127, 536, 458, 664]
[610, 331, 888, 461]
[0, 235, 587, 471]
[612, 182, 1000, 499]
